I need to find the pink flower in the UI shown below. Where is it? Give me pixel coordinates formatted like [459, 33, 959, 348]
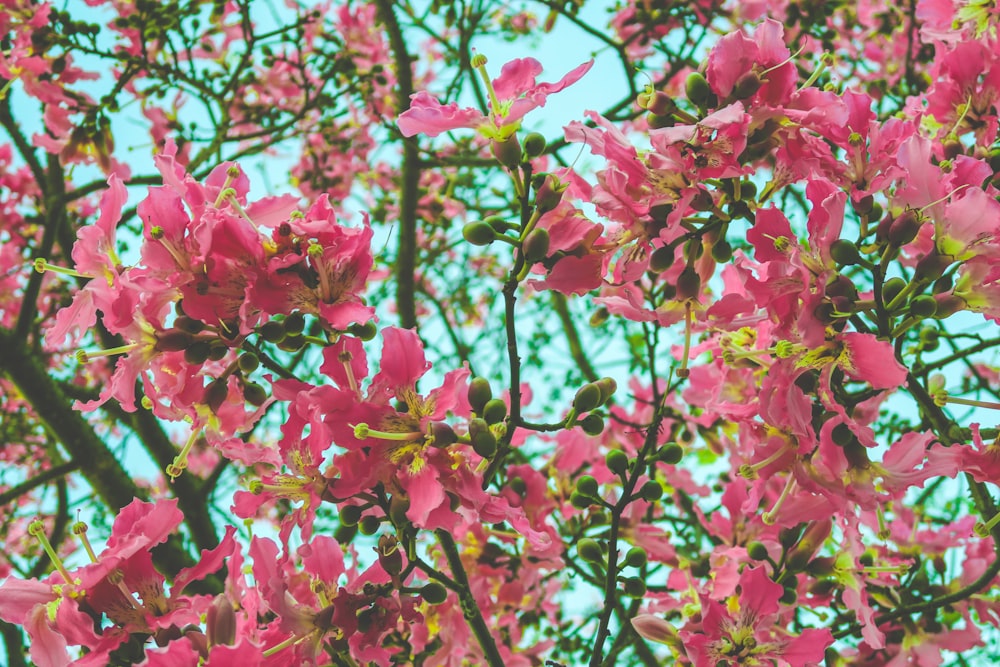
[678, 566, 833, 666]
[398, 57, 593, 139]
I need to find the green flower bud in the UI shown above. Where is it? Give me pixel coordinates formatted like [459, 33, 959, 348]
[278, 334, 305, 351]
[685, 72, 711, 106]
[346, 320, 378, 340]
[576, 475, 599, 498]
[469, 418, 497, 458]
[658, 443, 683, 465]
[853, 195, 874, 215]
[606, 450, 629, 476]
[482, 398, 507, 425]
[156, 329, 194, 352]
[238, 352, 260, 373]
[909, 295, 938, 318]
[468, 377, 493, 414]
[624, 546, 648, 569]
[595, 377, 617, 405]
[573, 383, 602, 413]
[830, 239, 861, 266]
[881, 277, 906, 305]
[358, 515, 381, 535]
[779, 586, 797, 604]
[430, 422, 457, 447]
[649, 245, 675, 272]
[508, 476, 526, 496]
[204, 380, 229, 413]
[858, 549, 876, 567]
[243, 382, 267, 407]
[522, 132, 546, 159]
[420, 581, 448, 604]
[340, 504, 363, 526]
[577, 538, 604, 564]
[746, 541, 769, 561]
[259, 320, 285, 343]
[284, 312, 306, 335]
[523, 228, 550, 264]
[570, 491, 593, 509]
[639, 480, 663, 501]
[175, 316, 205, 334]
[184, 341, 211, 365]
[623, 576, 647, 597]
[580, 413, 605, 436]
[711, 239, 733, 263]
[463, 221, 496, 246]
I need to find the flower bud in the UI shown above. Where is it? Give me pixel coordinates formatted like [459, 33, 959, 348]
[909, 295, 938, 318]
[259, 320, 285, 343]
[570, 492, 593, 509]
[623, 576, 647, 597]
[207, 595, 236, 647]
[830, 239, 861, 266]
[346, 320, 378, 340]
[204, 380, 228, 413]
[853, 195, 874, 215]
[420, 581, 448, 604]
[711, 239, 733, 263]
[606, 449, 629, 476]
[595, 377, 617, 404]
[156, 329, 194, 352]
[358, 515, 381, 535]
[657, 442, 683, 465]
[482, 398, 507, 425]
[649, 245, 675, 272]
[469, 418, 497, 458]
[747, 541, 769, 561]
[238, 352, 259, 373]
[535, 173, 567, 213]
[576, 475, 599, 498]
[577, 538, 604, 564]
[463, 221, 496, 246]
[491, 136, 522, 169]
[732, 71, 763, 100]
[522, 132, 546, 159]
[376, 534, 403, 577]
[573, 383, 602, 413]
[639, 480, 663, 501]
[340, 504, 363, 527]
[579, 413, 605, 436]
[184, 341, 211, 365]
[175, 316, 205, 334]
[887, 209, 922, 246]
[689, 188, 714, 212]
[430, 421, 457, 447]
[675, 266, 701, 301]
[933, 293, 964, 319]
[638, 90, 676, 116]
[915, 248, 951, 282]
[243, 382, 267, 407]
[881, 277, 906, 305]
[284, 312, 306, 335]
[785, 518, 832, 571]
[522, 228, 550, 264]
[685, 72, 711, 106]
[468, 377, 492, 414]
[624, 546, 648, 569]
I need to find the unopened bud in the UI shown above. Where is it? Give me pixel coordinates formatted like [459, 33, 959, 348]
[522, 132, 546, 159]
[482, 398, 507, 425]
[649, 245, 675, 272]
[573, 383, 602, 413]
[523, 228, 550, 264]
[207, 595, 236, 647]
[463, 222, 496, 246]
[732, 71, 763, 100]
[491, 136, 522, 169]
[685, 72, 711, 106]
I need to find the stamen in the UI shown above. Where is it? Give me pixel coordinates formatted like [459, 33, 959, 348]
[76, 343, 139, 363]
[974, 510, 1000, 537]
[72, 517, 99, 564]
[33, 258, 92, 280]
[352, 423, 421, 441]
[167, 430, 199, 482]
[942, 395, 1000, 411]
[738, 445, 791, 480]
[761, 475, 796, 525]
[262, 633, 309, 658]
[472, 54, 503, 121]
[28, 520, 74, 584]
[340, 351, 360, 396]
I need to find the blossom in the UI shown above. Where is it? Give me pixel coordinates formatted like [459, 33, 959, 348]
[398, 57, 593, 139]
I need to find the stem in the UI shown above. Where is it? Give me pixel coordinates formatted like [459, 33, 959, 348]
[436, 530, 505, 666]
[376, 0, 420, 330]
